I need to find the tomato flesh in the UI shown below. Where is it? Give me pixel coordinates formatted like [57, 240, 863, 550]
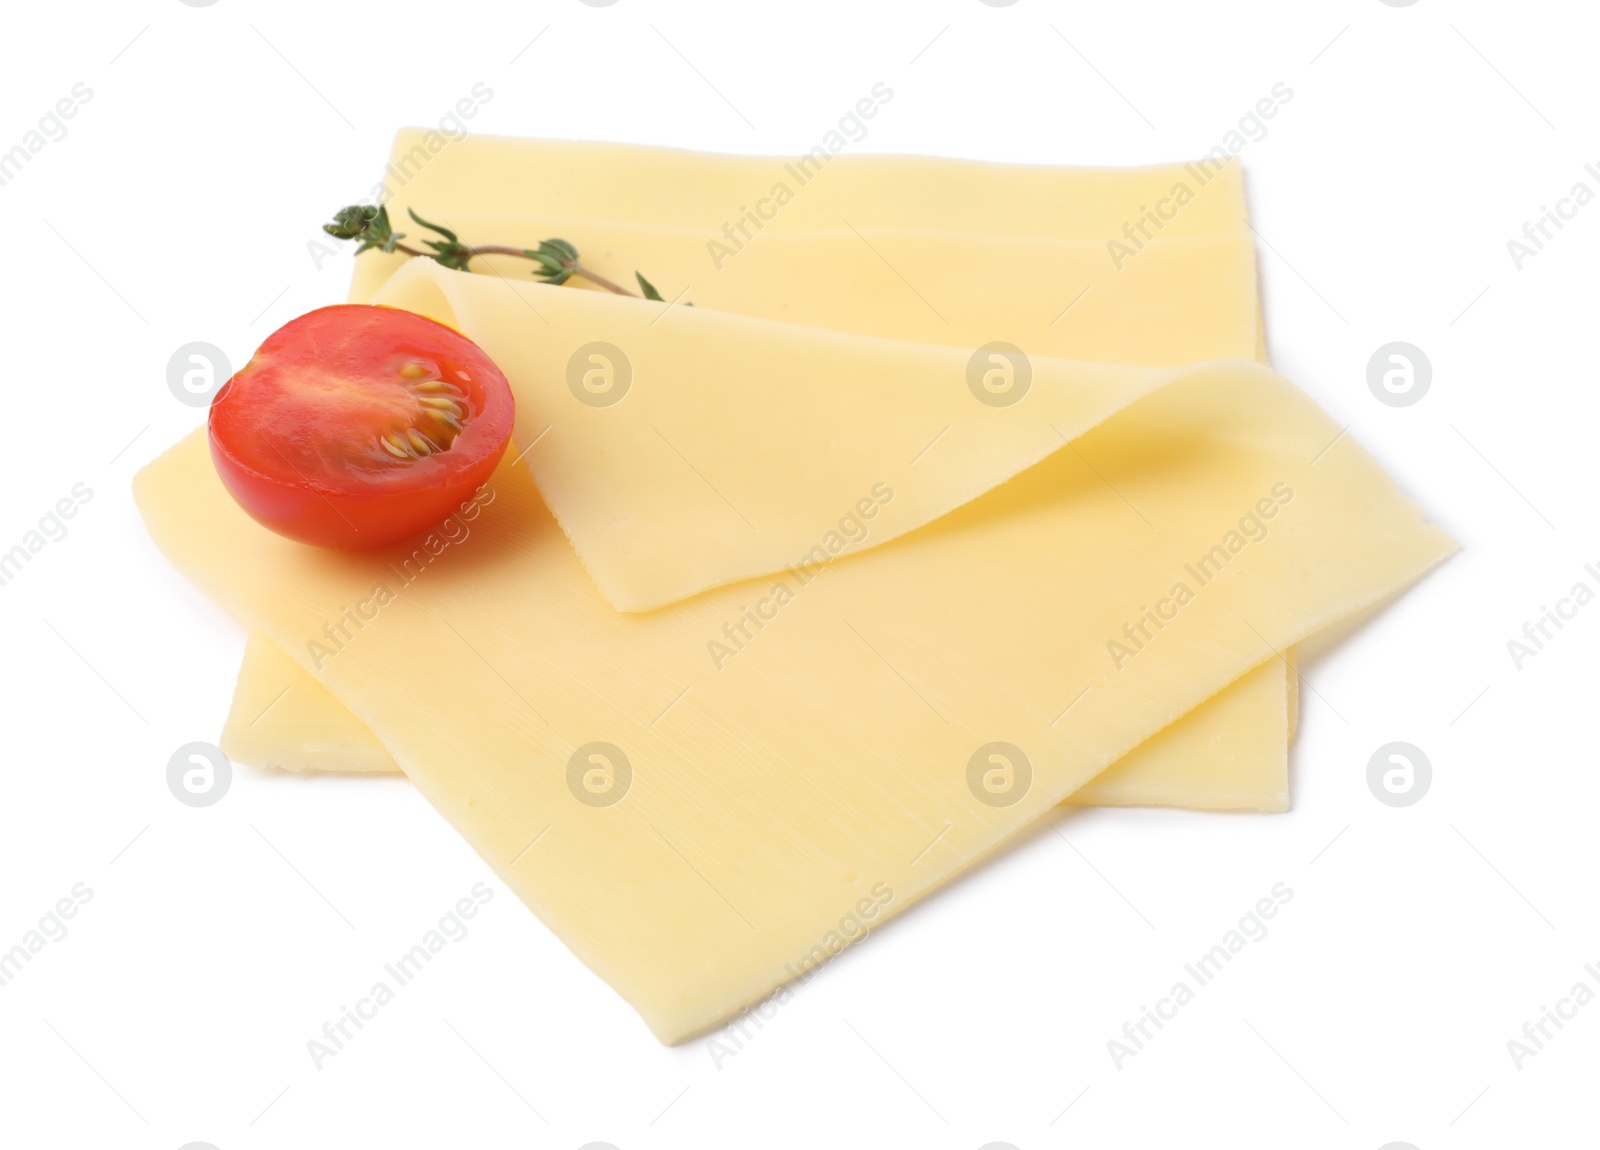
[209, 305, 514, 548]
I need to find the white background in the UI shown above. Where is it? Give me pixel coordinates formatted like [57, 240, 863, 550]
[1, 1, 1595, 1147]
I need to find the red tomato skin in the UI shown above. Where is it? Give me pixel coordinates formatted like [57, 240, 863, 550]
[208, 434, 507, 549]
[208, 305, 514, 549]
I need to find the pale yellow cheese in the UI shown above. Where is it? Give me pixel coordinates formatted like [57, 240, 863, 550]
[1071, 652, 1294, 810]
[356, 133, 1248, 303]
[354, 134, 1255, 360]
[150, 141, 1420, 1042]
[226, 630, 1293, 810]
[233, 141, 1286, 809]
[346, 140, 1258, 615]
[243, 228, 1286, 799]
[223, 633, 395, 774]
[360, 218, 1263, 367]
[367, 259, 1231, 612]
[136, 263, 1453, 1040]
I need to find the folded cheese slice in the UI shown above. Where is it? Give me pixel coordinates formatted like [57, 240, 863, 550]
[137, 270, 1453, 1041]
[366, 259, 1232, 612]
[348, 138, 1260, 614]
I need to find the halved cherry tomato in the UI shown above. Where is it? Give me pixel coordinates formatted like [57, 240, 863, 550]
[209, 305, 514, 548]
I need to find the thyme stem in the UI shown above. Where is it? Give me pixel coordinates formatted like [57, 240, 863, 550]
[324, 205, 657, 299]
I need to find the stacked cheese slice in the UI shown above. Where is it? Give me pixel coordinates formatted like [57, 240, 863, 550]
[234, 136, 1292, 812]
[135, 134, 1453, 1042]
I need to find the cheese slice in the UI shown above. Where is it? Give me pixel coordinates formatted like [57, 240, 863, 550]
[223, 629, 1294, 810]
[236, 139, 1292, 809]
[364, 258, 1244, 612]
[228, 233, 1299, 806]
[224, 633, 396, 774]
[1072, 651, 1295, 809]
[233, 236, 1299, 799]
[136, 265, 1453, 1041]
[357, 217, 1262, 367]
[345, 134, 1257, 615]
[353, 133, 1254, 360]
[357, 133, 1247, 285]
[152, 139, 1414, 1036]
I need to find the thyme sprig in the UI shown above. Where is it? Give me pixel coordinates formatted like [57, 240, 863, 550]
[324, 205, 661, 299]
